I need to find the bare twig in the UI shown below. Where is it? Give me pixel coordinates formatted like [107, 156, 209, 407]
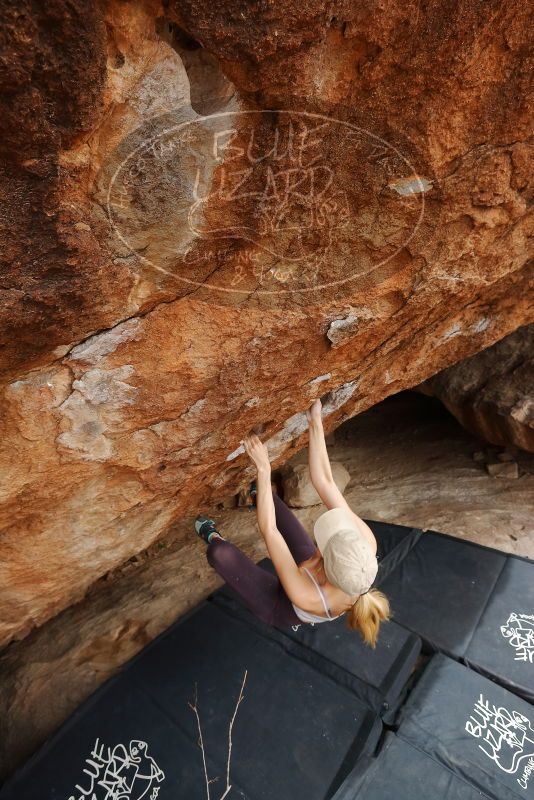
[189, 683, 212, 800]
[221, 670, 248, 799]
[189, 670, 248, 800]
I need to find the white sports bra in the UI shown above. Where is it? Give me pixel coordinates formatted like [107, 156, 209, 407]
[291, 567, 344, 625]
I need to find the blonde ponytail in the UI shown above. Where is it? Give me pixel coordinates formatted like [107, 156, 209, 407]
[345, 588, 391, 648]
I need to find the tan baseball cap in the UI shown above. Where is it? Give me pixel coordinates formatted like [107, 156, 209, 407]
[314, 507, 378, 596]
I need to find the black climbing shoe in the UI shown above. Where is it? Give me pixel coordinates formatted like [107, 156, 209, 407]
[195, 515, 223, 544]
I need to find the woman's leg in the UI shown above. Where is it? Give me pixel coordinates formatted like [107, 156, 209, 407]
[272, 491, 317, 564]
[207, 537, 300, 627]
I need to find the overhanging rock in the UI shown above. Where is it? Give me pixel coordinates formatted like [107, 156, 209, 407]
[0, 0, 533, 647]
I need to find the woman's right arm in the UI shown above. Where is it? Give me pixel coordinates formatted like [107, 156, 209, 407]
[306, 403, 378, 552]
[307, 400, 352, 512]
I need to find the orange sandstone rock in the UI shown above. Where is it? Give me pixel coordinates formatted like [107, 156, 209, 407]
[0, 0, 532, 647]
[422, 325, 534, 452]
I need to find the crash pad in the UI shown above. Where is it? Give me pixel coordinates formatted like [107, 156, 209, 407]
[331, 733, 493, 800]
[396, 654, 534, 800]
[373, 527, 507, 657]
[464, 557, 534, 703]
[0, 602, 382, 800]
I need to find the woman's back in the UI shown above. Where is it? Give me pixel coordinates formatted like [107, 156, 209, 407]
[293, 560, 352, 620]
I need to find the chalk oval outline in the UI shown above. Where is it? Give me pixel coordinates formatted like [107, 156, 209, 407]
[106, 108, 428, 296]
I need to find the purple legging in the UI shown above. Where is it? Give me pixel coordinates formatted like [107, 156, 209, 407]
[207, 490, 317, 628]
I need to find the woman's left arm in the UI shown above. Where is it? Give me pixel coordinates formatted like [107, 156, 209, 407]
[242, 434, 313, 605]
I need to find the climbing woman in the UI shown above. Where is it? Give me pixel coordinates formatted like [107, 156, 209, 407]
[195, 398, 391, 647]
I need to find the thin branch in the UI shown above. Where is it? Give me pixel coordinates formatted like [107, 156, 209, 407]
[189, 670, 248, 800]
[221, 670, 248, 799]
[189, 683, 211, 800]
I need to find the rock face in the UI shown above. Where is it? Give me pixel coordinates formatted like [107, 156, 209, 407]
[421, 325, 534, 452]
[0, 1, 533, 649]
[281, 462, 351, 507]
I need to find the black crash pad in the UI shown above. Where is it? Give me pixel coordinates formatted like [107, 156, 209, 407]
[367, 520, 420, 565]
[369, 520, 534, 703]
[465, 557, 534, 704]
[0, 602, 382, 800]
[212, 557, 421, 718]
[396, 654, 534, 800]
[372, 524, 508, 657]
[0, 672, 197, 800]
[331, 734, 493, 800]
